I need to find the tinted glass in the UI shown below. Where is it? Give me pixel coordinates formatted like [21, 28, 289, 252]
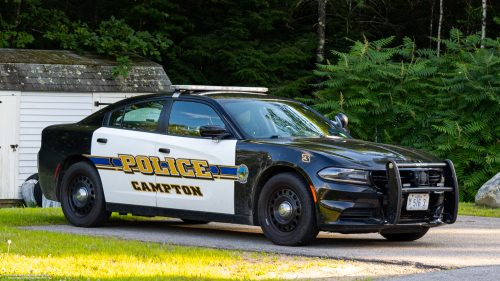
[168, 101, 225, 137]
[220, 100, 346, 138]
[109, 108, 124, 127]
[122, 101, 165, 131]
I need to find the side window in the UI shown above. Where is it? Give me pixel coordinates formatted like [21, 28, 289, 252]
[168, 101, 225, 137]
[121, 100, 165, 131]
[109, 108, 124, 127]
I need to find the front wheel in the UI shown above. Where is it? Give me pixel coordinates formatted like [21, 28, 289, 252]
[258, 172, 319, 246]
[381, 228, 429, 241]
[60, 162, 111, 227]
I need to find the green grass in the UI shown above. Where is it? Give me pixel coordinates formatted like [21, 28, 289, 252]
[0, 208, 346, 280]
[0, 207, 162, 227]
[459, 202, 500, 218]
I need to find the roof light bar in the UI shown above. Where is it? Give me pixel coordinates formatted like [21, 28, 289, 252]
[170, 85, 268, 93]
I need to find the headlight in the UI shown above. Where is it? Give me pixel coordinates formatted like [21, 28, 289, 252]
[318, 168, 371, 185]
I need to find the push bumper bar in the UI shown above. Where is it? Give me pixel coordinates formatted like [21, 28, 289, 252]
[386, 159, 459, 225]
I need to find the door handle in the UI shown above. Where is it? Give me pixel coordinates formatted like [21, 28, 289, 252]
[97, 138, 107, 144]
[158, 148, 170, 154]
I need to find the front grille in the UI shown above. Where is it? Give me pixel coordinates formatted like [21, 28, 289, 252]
[339, 208, 373, 219]
[371, 169, 442, 190]
[400, 210, 433, 221]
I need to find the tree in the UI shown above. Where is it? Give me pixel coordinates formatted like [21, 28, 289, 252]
[481, 0, 487, 48]
[316, 0, 327, 64]
[437, 0, 443, 56]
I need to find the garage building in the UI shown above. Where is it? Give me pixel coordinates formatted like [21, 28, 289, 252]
[0, 49, 171, 207]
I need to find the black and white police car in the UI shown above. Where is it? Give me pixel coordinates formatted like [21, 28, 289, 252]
[38, 85, 459, 246]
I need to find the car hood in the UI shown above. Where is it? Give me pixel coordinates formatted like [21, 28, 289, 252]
[252, 137, 441, 169]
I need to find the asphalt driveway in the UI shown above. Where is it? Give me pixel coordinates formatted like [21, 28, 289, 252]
[21, 215, 500, 269]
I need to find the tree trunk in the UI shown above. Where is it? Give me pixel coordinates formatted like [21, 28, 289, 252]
[317, 0, 327, 64]
[316, 0, 328, 86]
[466, 0, 471, 35]
[346, 0, 351, 38]
[481, 0, 487, 48]
[437, 0, 443, 57]
[429, 0, 435, 48]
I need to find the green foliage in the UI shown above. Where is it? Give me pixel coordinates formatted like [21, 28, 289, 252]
[0, 25, 34, 48]
[45, 16, 172, 78]
[308, 29, 500, 201]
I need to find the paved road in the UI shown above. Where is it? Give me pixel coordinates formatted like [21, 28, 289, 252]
[21, 215, 500, 269]
[381, 265, 500, 281]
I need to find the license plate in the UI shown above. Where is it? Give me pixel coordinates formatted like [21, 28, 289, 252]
[406, 193, 429, 211]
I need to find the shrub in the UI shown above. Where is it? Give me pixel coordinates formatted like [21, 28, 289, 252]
[306, 29, 500, 202]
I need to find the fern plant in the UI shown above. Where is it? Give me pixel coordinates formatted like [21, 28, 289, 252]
[306, 29, 500, 202]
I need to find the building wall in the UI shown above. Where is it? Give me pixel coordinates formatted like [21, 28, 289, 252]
[18, 92, 93, 189]
[1, 91, 150, 200]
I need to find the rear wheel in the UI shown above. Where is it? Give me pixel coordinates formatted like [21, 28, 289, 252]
[60, 162, 111, 227]
[181, 219, 210, 224]
[258, 172, 319, 246]
[381, 228, 429, 241]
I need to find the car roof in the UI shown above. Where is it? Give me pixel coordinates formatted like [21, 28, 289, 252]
[104, 92, 297, 111]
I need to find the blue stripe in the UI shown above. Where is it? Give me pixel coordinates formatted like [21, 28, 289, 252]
[209, 166, 219, 174]
[89, 157, 111, 166]
[219, 167, 237, 176]
[112, 159, 123, 167]
[161, 162, 169, 168]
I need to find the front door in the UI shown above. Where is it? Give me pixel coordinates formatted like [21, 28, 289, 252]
[155, 100, 238, 214]
[90, 100, 166, 207]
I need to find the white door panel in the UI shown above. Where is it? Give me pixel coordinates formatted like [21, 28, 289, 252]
[155, 135, 237, 214]
[0, 94, 20, 199]
[90, 127, 159, 206]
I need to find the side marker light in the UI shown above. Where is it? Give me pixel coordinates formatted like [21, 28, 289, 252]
[310, 185, 317, 202]
[55, 164, 61, 179]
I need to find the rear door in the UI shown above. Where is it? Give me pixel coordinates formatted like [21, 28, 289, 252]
[90, 99, 167, 207]
[155, 99, 238, 214]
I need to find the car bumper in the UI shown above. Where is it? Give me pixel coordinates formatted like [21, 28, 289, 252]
[316, 189, 447, 233]
[318, 219, 445, 234]
[313, 160, 459, 234]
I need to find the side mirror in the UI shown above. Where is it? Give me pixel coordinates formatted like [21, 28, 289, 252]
[335, 113, 348, 128]
[200, 125, 230, 142]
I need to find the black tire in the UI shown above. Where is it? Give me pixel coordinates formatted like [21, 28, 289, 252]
[381, 228, 430, 241]
[181, 219, 210, 224]
[258, 172, 319, 246]
[26, 173, 43, 207]
[60, 162, 111, 227]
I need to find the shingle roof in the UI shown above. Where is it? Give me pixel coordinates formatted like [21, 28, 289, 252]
[0, 49, 171, 92]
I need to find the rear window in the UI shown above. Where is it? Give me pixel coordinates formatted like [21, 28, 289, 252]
[121, 101, 165, 131]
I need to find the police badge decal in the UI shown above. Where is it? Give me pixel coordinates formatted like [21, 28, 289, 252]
[237, 164, 249, 183]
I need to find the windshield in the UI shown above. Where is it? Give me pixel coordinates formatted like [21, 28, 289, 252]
[219, 99, 348, 138]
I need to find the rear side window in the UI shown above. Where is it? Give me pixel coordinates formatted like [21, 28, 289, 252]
[168, 101, 225, 137]
[116, 100, 165, 131]
[109, 108, 124, 127]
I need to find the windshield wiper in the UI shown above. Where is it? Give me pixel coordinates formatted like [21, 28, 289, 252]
[269, 135, 282, 139]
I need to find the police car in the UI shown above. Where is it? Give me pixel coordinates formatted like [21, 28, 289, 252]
[38, 85, 459, 246]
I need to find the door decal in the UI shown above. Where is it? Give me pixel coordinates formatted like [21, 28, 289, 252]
[84, 154, 243, 181]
